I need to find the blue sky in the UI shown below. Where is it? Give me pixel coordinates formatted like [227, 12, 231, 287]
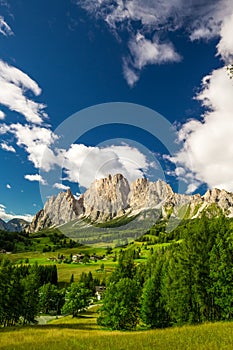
[0, 0, 233, 221]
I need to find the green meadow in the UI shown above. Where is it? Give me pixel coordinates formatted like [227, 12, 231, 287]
[0, 308, 233, 350]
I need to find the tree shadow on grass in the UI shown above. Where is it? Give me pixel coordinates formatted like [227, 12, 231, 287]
[0, 316, 100, 333]
[34, 323, 100, 331]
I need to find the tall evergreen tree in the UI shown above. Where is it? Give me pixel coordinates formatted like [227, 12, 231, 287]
[141, 250, 170, 328]
[209, 217, 233, 320]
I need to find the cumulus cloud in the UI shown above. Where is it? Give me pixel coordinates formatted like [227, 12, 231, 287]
[0, 16, 13, 36]
[77, 0, 232, 86]
[171, 66, 233, 192]
[5, 123, 59, 171]
[53, 183, 70, 191]
[24, 174, 46, 185]
[0, 60, 47, 124]
[217, 10, 233, 63]
[0, 142, 16, 152]
[0, 110, 5, 120]
[63, 143, 150, 188]
[0, 203, 33, 222]
[0, 122, 60, 173]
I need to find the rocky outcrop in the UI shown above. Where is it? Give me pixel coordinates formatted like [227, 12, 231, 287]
[128, 178, 174, 210]
[26, 174, 233, 232]
[203, 188, 233, 217]
[27, 189, 84, 232]
[83, 174, 130, 221]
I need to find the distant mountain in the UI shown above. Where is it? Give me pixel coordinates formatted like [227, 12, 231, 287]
[27, 174, 233, 233]
[0, 218, 29, 232]
[6, 218, 29, 232]
[0, 218, 7, 231]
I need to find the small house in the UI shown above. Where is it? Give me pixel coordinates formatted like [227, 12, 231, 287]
[95, 286, 106, 301]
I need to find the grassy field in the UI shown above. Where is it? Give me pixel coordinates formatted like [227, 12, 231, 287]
[3, 239, 171, 284]
[0, 309, 233, 350]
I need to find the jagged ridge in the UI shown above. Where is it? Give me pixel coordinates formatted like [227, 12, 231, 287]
[27, 174, 233, 233]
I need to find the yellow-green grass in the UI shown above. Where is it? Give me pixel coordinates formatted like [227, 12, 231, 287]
[5, 253, 117, 283]
[7, 246, 108, 264]
[0, 314, 233, 350]
[57, 261, 116, 283]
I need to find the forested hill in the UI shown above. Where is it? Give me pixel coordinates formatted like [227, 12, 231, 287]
[98, 214, 233, 329]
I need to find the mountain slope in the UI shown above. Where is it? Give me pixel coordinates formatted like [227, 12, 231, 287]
[27, 174, 233, 233]
[0, 218, 29, 232]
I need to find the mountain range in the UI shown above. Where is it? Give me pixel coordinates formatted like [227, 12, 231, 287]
[2, 174, 233, 234]
[26, 174, 233, 233]
[0, 218, 29, 232]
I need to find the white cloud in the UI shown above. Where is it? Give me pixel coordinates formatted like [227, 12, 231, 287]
[0, 123, 9, 134]
[24, 174, 46, 185]
[217, 11, 233, 63]
[7, 123, 59, 171]
[0, 16, 13, 36]
[53, 183, 70, 191]
[0, 110, 5, 120]
[129, 34, 181, 70]
[78, 0, 232, 86]
[63, 143, 150, 188]
[123, 33, 181, 85]
[0, 60, 47, 124]
[171, 66, 233, 192]
[122, 59, 139, 87]
[0, 204, 33, 222]
[6, 184, 11, 189]
[0, 142, 16, 152]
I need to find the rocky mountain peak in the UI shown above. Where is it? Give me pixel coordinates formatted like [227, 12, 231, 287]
[83, 174, 130, 221]
[26, 174, 233, 233]
[128, 178, 174, 210]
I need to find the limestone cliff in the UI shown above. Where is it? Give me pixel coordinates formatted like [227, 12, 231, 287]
[27, 189, 84, 232]
[83, 174, 130, 221]
[27, 174, 233, 232]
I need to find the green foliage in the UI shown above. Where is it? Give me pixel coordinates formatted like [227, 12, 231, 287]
[98, 278, 140, 330]
[61, 282, 91, 317]
[98, 249, 141, 330]
[0, 230, 32, 252]
[141, 250, 170, 328]
[39, 283, 65, 315]
[21, 272, 40, 324]
[209, 217, 233, 320]
[0, 228, 81, 254]
[155, 215, 233, 326]
[0, 259, 59, 326]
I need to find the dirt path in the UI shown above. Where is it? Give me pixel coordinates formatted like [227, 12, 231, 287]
[36, 315, 63, 325]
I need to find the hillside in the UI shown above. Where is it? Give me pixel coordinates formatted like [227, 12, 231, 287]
[0, 311, 233, 350]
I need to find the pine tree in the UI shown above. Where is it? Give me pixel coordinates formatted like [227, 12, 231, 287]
[209, 217, 233, 320]
[141, 250, 170, 328]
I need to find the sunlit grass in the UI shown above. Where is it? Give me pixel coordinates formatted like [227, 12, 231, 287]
[1, 315, 233, 350]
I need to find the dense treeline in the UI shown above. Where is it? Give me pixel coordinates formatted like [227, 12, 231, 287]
[0, 258, 105, 327]
[0, 229, 80, 253]
[0, 230, 31, 252]
[98, 215, 233, 330]
[0, 260, 58, 326]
